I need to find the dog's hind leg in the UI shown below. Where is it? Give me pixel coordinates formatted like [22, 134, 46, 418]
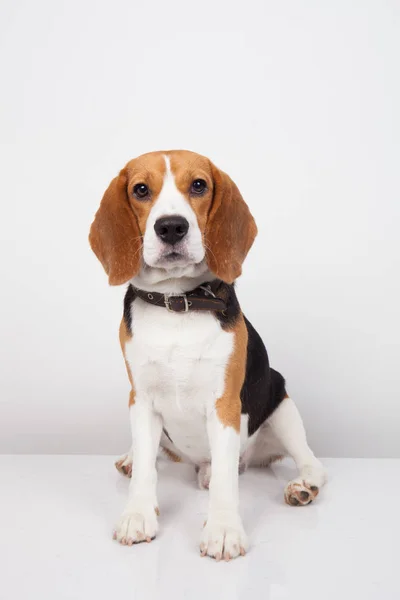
[267, 396, 327, 506]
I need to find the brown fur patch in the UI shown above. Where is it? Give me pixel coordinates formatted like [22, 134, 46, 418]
[168, 151, 257, 284]
[89, 169, 142, 285]
[162, 446, 182, 463]
[89, 153, 167, 285]
[204, 164, 257, 284]
[168, 151, 214, 236]
[119, 318, 135, 407]
[124, 152, 166, 236]
[215, 314, 248, 432]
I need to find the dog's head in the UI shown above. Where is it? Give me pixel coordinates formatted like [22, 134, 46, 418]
[89, 150, 257, 285]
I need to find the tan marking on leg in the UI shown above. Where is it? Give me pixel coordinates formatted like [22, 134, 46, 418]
[162, 446, 182, 463]
[269, 455, 284, 463]
[155, 507, 160, 516]
[119, 318, 136, 406]
[215, 314, 248, 432]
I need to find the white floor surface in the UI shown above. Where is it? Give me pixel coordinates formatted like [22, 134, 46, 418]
[0, 456, 398, 600]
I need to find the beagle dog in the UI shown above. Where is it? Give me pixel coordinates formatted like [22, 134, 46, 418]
[89, 150, 326, 561]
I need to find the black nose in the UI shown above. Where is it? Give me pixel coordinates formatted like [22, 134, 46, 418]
[154, 216, 189, 245]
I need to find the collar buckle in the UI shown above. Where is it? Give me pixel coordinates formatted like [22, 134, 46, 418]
[164, 293, 189, 313]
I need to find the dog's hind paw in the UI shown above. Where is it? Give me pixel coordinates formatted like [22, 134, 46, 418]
[115, 451, 133, 478]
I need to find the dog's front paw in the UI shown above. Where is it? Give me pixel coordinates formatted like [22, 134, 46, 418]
[113, 504, 158, 545]
[200, 513, 248, 561]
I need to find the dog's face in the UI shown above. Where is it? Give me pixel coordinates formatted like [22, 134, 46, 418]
[89, 150, 257, 285]
[129, 152, 212, 274]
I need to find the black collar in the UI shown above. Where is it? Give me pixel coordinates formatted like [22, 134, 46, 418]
[132, 280, 227, 313]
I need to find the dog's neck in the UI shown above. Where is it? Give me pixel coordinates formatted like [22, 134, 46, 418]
[131, 260, 214, 294]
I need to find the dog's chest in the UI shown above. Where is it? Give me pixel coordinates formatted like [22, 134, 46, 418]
[125, 300, 233, 460]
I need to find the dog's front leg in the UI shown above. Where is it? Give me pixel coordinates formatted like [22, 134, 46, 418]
[114, 400, 162, 545]
[200, 409, 248, 561]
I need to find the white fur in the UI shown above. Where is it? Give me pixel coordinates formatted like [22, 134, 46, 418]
[140, 155, 205, 273]
[126, 300, 235, 463]
[200, 413, 248, 559]
[115, 402, 162, 543]
[114, 299, 249, 552]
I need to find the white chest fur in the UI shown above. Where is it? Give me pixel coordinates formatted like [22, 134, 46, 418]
[124, 299, 236, 462]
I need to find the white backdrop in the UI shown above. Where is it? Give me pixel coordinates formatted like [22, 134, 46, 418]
[0, 0, 399, 457]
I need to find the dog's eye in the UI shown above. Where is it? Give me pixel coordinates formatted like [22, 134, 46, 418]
[133, 183, 149, 199]
[190, 179, 207, 195]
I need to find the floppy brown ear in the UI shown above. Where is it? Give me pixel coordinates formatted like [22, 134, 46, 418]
[205, 163, 257, 284]
[89, 169, 142, 285]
